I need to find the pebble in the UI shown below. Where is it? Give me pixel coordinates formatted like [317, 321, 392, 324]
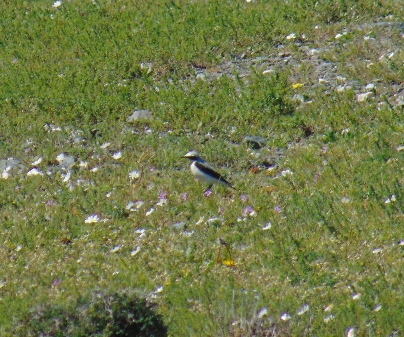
[356, 92, 373, 102]
[56, 153, 76, 169]
[0, 158, 25, 172]
[127, 110, 153, 122]
[243, 136, 267, 149]
[171, 222, 186, 230]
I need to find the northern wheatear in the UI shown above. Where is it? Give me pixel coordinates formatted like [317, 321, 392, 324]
[183, 151, 235, 193]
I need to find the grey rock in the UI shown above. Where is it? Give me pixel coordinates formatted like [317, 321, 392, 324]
[243, 136, 267, 149]
[56, 153, 76, 169]
[196, 72, 206, 81]
[292, 94, 306, 103]
[127, 110, 153, 122]
[356, 92, 374, 102]
[171, 221, 186, 230]
[0, 158, 25, 172]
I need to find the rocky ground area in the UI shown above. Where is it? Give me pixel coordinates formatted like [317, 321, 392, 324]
[191, 19, 404, 108]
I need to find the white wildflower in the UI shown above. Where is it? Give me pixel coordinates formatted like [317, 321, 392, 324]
[85, 214, 100, 224]
[352, 293, 361, 300]
[145, 208, 155, 216]
[112, 151, 122, 160]
[262, 222, 272, 230]
[129, 170, 141, 180]
[281, 169, 293, 177]
[280, 312, 291, 321]
[100, 142, 110, 149]
[373, 304, 382, 312]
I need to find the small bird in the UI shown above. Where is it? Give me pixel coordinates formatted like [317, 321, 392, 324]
[183, 150, 235, 193]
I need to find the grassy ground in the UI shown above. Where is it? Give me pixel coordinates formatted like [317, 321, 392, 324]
[1, 0, 404, 336]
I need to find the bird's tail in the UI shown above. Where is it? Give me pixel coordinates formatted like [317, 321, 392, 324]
[220, 178, 235, 190]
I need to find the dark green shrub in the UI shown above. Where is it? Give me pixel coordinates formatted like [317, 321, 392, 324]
[13, 290, 167, 337]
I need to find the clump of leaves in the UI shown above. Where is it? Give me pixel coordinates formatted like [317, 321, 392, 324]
[13, 290, 167, 337]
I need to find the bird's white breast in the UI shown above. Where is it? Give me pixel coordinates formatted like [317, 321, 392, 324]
[190, 162, 218, 184]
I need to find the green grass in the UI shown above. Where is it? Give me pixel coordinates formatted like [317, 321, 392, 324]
[1, 0, 404, 336]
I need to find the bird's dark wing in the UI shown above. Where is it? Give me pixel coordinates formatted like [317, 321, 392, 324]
[194, 162, 235, 189]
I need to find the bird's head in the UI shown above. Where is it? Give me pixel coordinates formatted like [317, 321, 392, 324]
[183, 151, 205, 163]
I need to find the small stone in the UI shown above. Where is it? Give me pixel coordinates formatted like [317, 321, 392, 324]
[292, 94, 305, 102]
[373, 304, 382, 312]
[262, 69, 275, 75]
[336, 85, 352, 92]
[27, 168, 44, 177]
[172, 222, 186, 230]
[356, 92, 373, 102]
[257, 308, 268, 318]
[140, 62, 152, 74]
[243, 136, 267, 149]
[127, 110, 153, 122]
[0, 158, 25, 172]
[196, 72, 206, 81]
[56, 153, 75, 169]
[206, 218, 222, 226]
[396, 145, 404, 152]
